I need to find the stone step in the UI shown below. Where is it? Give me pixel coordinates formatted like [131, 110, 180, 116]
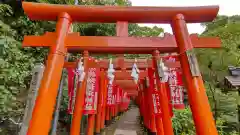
[113, 108, 141, 135]
[114, 129, 137, 135]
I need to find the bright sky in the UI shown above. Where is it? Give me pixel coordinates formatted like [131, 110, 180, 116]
[130, 0, 240, 34]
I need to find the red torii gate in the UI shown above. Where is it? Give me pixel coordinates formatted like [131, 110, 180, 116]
[62, 23, 183, 135]
[64, 56, 180, 96]
[21, 1, 221, 135]
[64, 58, 180, 78]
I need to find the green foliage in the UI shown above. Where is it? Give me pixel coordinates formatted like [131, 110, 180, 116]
[199, 16, 240, 77]
[172, 107, 238, 135]
[0, 7, 36, 134]
[197, 15, 240, 133]
[0, 4, 22, 117]
[172, 108, 195, 135]
[38, 0, 131, 6]
[0, 4, 13, 17]
[0, 0, 164, 134]
[0, 22, 31, 119]
[129, 25, 163, 37]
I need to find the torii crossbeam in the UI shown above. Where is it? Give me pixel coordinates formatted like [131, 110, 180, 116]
[23, 32, 220, 53]
[64, 58, 180, 70]
[22, 2, 218, 23]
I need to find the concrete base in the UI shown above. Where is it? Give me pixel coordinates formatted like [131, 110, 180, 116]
[114, 129, 137, 135]
[94, 132, 101, 135]
[148, 132, 157, 135]
[110, 118, 115, 124]
[113, 107, 140, 135]
[145, 128, 150, 133]
[105, 120, 110, 126]
[140, 116, 144, 121]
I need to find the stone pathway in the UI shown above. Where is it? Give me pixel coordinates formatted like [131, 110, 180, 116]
[113, 107, 141, 135]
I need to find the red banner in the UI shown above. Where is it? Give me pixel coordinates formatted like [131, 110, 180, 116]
[83, 68, 100, 114]
[116, 86, 122, 104]
[164, 55, 185, 109]
[121, 92, 130, 111]
[152, 90, 162, 115]
[143, 83, 151, 129]
[101, 77, 107, 107]
[147, 68, 162, 116]
[112, 85, 117, 106]
[67, 68, 75, 114]
[166, 82, 174, 117]
[107, 84, 113, 106]
[176, 70, 184, 86]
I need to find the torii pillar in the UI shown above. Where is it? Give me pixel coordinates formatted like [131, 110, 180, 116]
[27, 13, 71, 135]
[172, 14, 218, 135]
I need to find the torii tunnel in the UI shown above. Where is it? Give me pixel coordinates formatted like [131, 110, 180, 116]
[20, 1, 221, 135]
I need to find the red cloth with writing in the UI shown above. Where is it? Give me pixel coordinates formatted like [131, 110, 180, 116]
[147, 68, 162, 116]
[112, 85, 117, 106]
[106, 84, 113, 106]
[83, 67, 100, 114]
[67, 68, 75, 114]
[116, 86, 121, 104]
[164, 55, 185, 110]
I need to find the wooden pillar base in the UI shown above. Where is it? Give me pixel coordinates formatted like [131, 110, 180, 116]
[155, 116, 164, 135]
[94, 132, 101, 135]
[86, 114, 95, 135]
[148, 132, 157, 135]
[105, 120, 111, 126]
[100, 129, 105, 133]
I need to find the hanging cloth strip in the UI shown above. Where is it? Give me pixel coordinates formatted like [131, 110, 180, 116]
[67, 58, 86, 114]
[131, 58, 140, 84]
[116, 86, 122, 104]
[76, 58, 85, 82]
[83, 58, 100, 114]
[121, 92, 130, 111]
[107, 84, 113, 106]
[163, 55, 185, 110]
[157, 58, 169, 83]
[148, 68, 162, 116]
[106, 58, 115, 106]
[67, 67, 75, 114]
[107, 58, 115, 84]
[111, 85, 117, 106]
